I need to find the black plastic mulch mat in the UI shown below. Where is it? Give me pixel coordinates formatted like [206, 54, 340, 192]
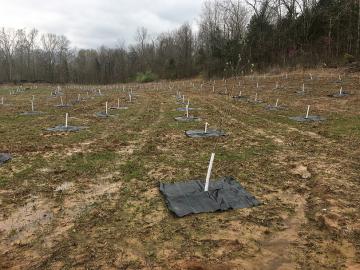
[266, 105, 286, 111]
[175, 116, 201, 122]
[46, 125, 88, 132]
[110, 106, 128, 110]
[185, 129, 226, 138]
[289, 115, 326, 122]
[232, 95, 248, 100]
[94, 112, 112, 118]
[0, 153, 12, 165]
[328, 92, 350, 98]
[177, 107, 198, 112]
[160, 176, 261, 217]
[55, 104, 72, 108]
[20, 111, 44, 116]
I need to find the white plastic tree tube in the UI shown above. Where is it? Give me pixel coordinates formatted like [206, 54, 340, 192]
[117, 98, 120, 109]
[275, 99, 279, 107]
[105, 102, 108, 115]
[204, 122, 209, 133]
[204, 153, 215, 192]
[65, 113, 68, 127]
[60, 96, 64, 106]
[305, 105, 310, 119]
[340, 87, 343, 95]
[31, 100, 34, 112]
[186, 105, 189, 118]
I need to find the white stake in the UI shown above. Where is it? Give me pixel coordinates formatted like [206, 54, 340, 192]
[65, 113, 68, 127]
[31, 100, 34, 112]
[275, 99, 279, 107]
[204, 122, 209, 133]
[204, 153, 215, 192]
[78, 94, 81, 101]
[239, 90, 242, 97]
[305, 105, 310, 119]
[339, 87, 343, 95]
[129, 93, 132, 103]
[255, 93, 258, 102]
[302, 84, 305, 92]
[117, 98, 120, 109]
[105, 102, 108, 115]
[212, 85, 215, 93]
[60, 96, 64, 106]
[186, 104, 189, 118]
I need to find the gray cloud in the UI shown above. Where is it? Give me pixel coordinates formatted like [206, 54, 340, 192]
[0, 0, 204, 48]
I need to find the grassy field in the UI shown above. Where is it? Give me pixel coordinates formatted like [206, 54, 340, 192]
[0, 69, 359, 270]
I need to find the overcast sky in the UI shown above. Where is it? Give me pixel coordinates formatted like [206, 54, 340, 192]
[0, 0, 205, 48]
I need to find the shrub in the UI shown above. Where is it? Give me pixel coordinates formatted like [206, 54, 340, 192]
[135, 71, 157, 83]
[344, 53, 355, 63]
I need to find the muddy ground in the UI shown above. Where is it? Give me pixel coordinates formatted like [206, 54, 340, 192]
[0, 69, 359, 269]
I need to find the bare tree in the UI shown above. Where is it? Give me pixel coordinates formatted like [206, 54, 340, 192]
[0, 28, 20, 81]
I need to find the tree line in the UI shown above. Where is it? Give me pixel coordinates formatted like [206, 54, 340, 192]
[0, 0, 359, 84]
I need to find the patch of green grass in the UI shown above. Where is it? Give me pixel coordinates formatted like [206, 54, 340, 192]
[0, 176, 8, 188]
[63, 151, 117, 176]
[210, 140, 277, 163]
[322, 116, 360, 139]
[119, 159, 146, 181]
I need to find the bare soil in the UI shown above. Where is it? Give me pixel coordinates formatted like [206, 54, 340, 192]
[0, 69, 359, 269]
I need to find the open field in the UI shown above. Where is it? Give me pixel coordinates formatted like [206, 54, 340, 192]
[0, 69, 360, 269]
